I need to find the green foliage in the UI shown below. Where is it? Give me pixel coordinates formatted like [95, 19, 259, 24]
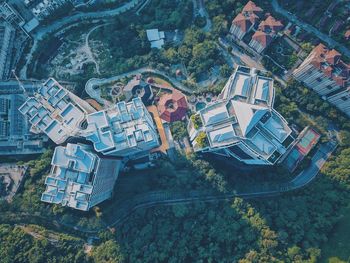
[194, 15, 207, 28]
[92, 240, 124, 263]
[195, 131, 208, 148]
[190, 114, 203, 129]
[170, 121, 187, 141]
[0, 224, 86, 263]
[220, 64, 232, 78]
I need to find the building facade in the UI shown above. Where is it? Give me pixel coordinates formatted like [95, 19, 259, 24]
[41, 143, 121, 211]
[188, 66, 294, 165]
[293, 44, 350, 116]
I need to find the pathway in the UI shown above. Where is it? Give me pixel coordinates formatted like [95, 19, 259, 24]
[85, 67, 193, 104]
[271, 0, 350, 57]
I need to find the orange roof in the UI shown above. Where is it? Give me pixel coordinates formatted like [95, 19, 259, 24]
[242, 1, 263, 14]
[325, 49, 341, 65]
[232, 13, 253, 33]
[252, 31, 273, 48]
[259, 15, 284, 33]
[157, 91, 188, 122]
[308, 44, 350, 87]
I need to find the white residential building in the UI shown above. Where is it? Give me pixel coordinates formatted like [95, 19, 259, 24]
[83, 97, 159, 159]
[41, 143, 121, 211]
[188, 66, 294, 165]
[19, 78, 95, 144]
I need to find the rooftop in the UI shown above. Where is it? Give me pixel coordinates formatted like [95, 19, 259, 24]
[191, 66, 292, 163]
[41, 143, 98, 211]
[83, 97, 159, 156]
[19, 78, 89, 144]
[307, 43, 350, 88]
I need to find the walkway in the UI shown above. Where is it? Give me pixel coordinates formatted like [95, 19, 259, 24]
[147, 105, 170, 154]
[85, 67, 193, 104]
[271, 0, 350, 57]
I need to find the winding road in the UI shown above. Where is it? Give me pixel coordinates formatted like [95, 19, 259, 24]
[1, 140, 336, 234]
[271, 0, 350, 57]
[85, 67, 193, 105]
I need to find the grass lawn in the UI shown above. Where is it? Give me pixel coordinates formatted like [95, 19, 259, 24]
[321, 205, 350, 263]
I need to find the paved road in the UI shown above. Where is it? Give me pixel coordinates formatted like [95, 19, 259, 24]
[85, 67, 193, 104]
[271, 0, 350, 57]
[0, 140, 336, 234]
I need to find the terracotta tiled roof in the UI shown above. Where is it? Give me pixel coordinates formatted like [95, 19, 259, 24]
[157, 91, 188, 122]
[325, 49, 341, 65]
[259, 15, 284, 33]
[232, 13, 253, 33]
[309, 44, 350, 87]
[242, 1, 263, 14]
[252, 31, 273, 48]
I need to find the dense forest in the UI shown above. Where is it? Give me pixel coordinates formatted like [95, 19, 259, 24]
[5, 0, 350, 262]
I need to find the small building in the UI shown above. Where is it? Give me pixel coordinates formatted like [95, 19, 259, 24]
[146, 29, 165, 49]
[41, 143, 121, 211]
[83, 97, 159, 159]
[19, 78, 95, 144]
[157, 91, 188, 122]
[123, 75, 153, 105]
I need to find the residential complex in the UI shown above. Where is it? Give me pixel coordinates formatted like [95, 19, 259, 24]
[41, 143, 121, 211]
[293, 44, 350, 117]
[0, 93, 46, 155]
[0, 20, 15, 80]
[188, 66, 294, 165]
[230, 1, 284, 53]
[83, 97, 159, 159]
[19, 78, 95, 144]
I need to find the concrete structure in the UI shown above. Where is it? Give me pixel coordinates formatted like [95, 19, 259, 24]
[146, 29, 165, 49]
[25, 0, 70, 21]
[19, 78, 95, 144]
[0, 20, 15, 80]
[41, 143, 121, 211]
[188, 66, 294, 165]
[230, 1, 263, 40]
[293, 44, 350, 116]
[0, 93, 46, 155]
[83, 97, 159, 159]
[249, 15, 283, 53]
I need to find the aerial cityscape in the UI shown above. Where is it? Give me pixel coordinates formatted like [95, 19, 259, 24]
[0, 0, 349, 262]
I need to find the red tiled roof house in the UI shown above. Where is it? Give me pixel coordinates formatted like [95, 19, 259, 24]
[230, 1, 263, 40]
[249, 15, 283, 53]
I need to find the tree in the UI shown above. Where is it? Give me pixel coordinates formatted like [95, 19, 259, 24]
[195, 132, 208, 148]
[220, 64, 232, 78]
[92, 240, 124, 263]
[170, 121, 188, 141]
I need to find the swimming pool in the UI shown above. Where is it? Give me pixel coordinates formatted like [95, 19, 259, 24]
[195, 102, 206, 111]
